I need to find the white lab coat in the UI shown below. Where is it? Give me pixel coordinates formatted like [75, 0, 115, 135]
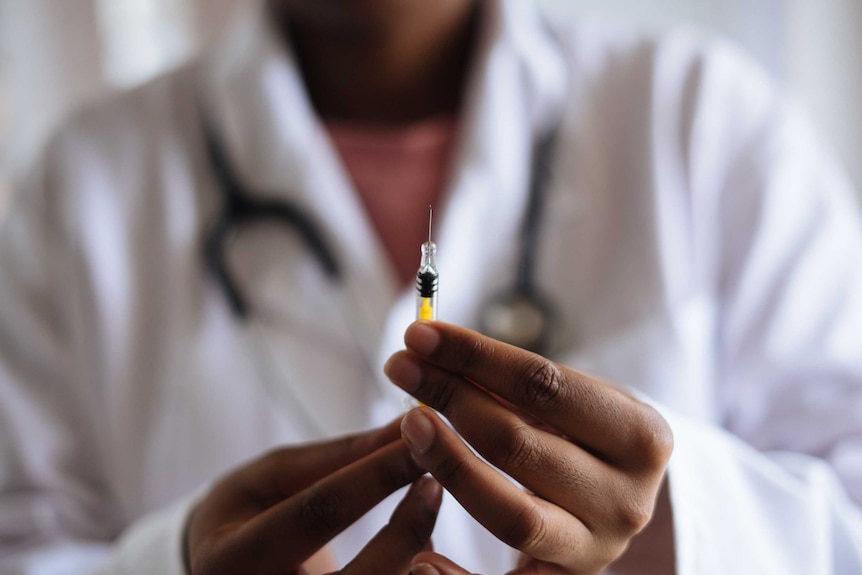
[1, 0, 861, 573]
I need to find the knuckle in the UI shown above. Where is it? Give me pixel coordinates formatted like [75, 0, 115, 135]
[460, 336, 491, 372]
[376, 453, 415, 491]
[386, 485, 439, 553]
[493, 422, 542, 472]
[627, 405, 674, 470]
[298, 489, 342, 535]
[425, 376, 457, 415]
[501, 502, 548, 552]
[405, 508, 436, 550]
[519, 357, 565, 410]
[430, 452, 471, 487]
[334, 433, 364, 455]
[614, 496, 653, 534]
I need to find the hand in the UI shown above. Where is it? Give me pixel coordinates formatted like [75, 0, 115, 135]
[185, 419, 443, 574]
[384, 322, 673, 574]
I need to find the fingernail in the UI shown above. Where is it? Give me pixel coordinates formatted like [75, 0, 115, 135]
[411, 563, 440, 575]
[406, 322, 441, 356]
[402, 409, 436, 453]
[384, 354, 422, 393]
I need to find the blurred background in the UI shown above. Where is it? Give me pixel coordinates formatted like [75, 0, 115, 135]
[1, 0, 861, 207]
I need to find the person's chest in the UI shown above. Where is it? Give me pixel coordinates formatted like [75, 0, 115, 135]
[89, 121, 717, 513]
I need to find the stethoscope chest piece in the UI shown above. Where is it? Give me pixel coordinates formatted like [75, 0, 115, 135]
[479, 287, 556, 356]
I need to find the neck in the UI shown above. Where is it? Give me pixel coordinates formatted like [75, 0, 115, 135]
[276, 1, 481, 125]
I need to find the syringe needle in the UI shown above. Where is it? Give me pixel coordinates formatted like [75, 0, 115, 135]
[428, 206, 433, 244]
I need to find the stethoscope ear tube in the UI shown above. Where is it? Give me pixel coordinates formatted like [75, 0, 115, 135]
[516, 125, 557, 292]
[479, 125, 561, 357]
[201, 112, 342, 321]
[205, 214, 248, 319]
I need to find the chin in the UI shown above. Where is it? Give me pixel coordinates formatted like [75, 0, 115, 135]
[279, 0, 458, 30]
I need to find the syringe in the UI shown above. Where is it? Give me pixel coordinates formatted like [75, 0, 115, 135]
[416, 206, 439, 321]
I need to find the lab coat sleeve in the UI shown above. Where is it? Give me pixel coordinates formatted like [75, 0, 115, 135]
[654, 35, 862, 574]
[0, 133, 192, 575]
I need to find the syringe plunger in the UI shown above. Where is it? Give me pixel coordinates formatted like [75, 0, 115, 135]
[416, 243, 438, 295]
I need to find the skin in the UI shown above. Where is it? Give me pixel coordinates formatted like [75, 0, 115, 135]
[384, 322, 674, 574]
[187, 1, 675, 572]
[273, 0, 480, 124]
[185, 419, 443, 574]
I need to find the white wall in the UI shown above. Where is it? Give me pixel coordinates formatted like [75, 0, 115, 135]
[542, 0, 786, 72]
[540, 0, 862, 193]
[0, 0, 860, 198]
[786, 1, 862, 183]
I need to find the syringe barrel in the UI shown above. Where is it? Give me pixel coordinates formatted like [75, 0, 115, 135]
[416, 241, 438, 320]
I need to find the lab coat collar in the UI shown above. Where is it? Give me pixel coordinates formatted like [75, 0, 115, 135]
[199, 0, 568, 432]
[200, 0, 566, 204]
[376, 0, 568, 370]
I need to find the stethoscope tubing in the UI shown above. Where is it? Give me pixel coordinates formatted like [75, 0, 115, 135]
[200, 107, 561, 356]
[202, 116, 342, 319]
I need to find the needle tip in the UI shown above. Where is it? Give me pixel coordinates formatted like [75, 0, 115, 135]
[428, 206, 433, 243]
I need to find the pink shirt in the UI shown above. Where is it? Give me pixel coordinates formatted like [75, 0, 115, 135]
[326, 118, 458, 286]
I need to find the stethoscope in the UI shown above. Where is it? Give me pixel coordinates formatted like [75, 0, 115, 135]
[203, 116, 560, 357]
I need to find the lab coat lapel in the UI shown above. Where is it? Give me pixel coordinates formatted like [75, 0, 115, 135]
[201, 1, 401, 436]
[203, 0, 397, 307]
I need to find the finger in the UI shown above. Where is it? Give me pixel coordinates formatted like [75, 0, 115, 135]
[189, 420, 406, 553]
[410, 552, 474, 575]
[241, 417, 405, 506]
[388, 353, 625, 528]
[401, 408, 590, 567]
[398, 322, 672, 468]
[301, 548, 339, 573]
[342, 477, 443, 574]
[230, 440, 425, 572]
